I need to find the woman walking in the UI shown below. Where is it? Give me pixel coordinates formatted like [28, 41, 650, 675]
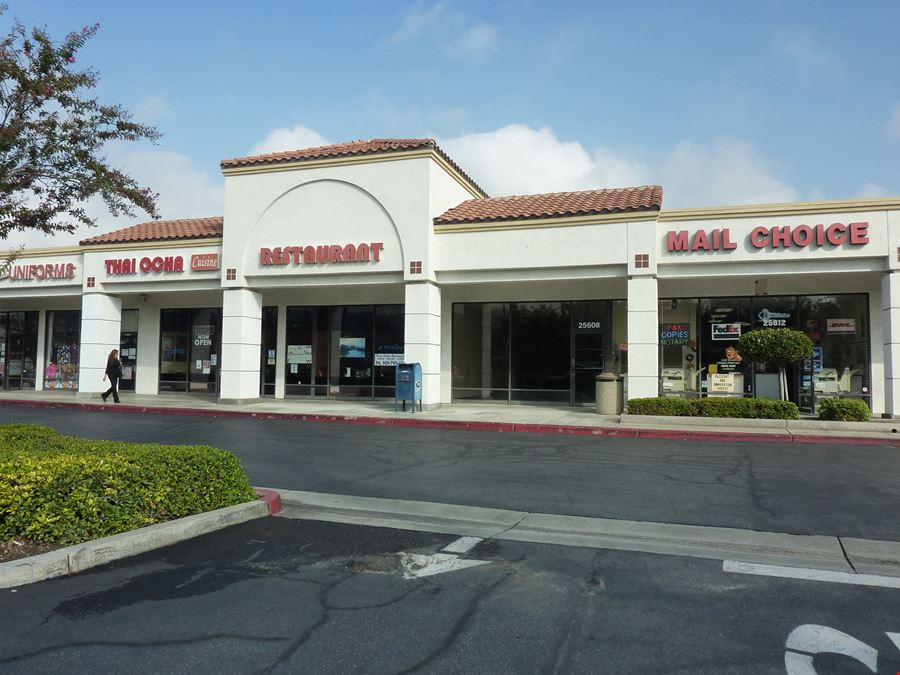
[101, 349, 122, 403]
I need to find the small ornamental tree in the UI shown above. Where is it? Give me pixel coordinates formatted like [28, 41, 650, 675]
[737, 328, 814, 401]
[0, 8, 160, 245]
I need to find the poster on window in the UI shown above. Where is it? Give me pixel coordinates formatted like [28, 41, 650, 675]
[193, 325, 213, 348]
[659, 323, 690, 346]
[374, 353, 404, 366]
[711, 323, 742, 341]
[708, 373, 735, 393]
[339, 337, 366, 358]
[287, 345, 312, 364]
[826, 318, 856, 335]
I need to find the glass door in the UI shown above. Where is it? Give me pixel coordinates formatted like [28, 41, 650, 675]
[260, 306, 277, 396]
[119, 309, 139, 392]
[6, 333, 23, 389]
[188, 309, 220, 394]
[572, 330, 603, 405]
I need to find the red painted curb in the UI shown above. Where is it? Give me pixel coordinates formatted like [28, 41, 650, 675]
[254, 488, 282, 515]
[0, 398, 896, 447]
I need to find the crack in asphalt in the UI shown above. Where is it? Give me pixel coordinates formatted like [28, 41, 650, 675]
[0, 633, 292, 666]
[395, 569, 515, 674]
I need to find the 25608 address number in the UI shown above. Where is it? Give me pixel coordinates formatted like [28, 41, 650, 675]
[578, 321, 602, 329]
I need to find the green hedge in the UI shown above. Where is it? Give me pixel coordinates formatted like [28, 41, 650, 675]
[626, 397, 800, 420]
[0, 423, 257, 544]
[626, 397, 695, 416]
[817, 398, 870, 422]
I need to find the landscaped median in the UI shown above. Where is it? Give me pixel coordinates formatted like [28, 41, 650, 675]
[0, 423, 271, 588]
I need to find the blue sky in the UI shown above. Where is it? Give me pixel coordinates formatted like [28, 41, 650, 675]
[7, 1, 900, 247]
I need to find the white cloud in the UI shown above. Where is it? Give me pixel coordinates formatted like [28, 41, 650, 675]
[249, 124, 331, 155]
[776, 32, 844, 80]
[132, 94, 175, 122]
[440, 125, 798, 209]
[391, 0, 451, 42]
[658, 138, 798, 207]
[3, 147, 224, 251]
[445, 23, 498, 61]
[440, 125, 649, 196]
[885, 103, 900, 141]
[390, 1, 497, 62]
[854, 183, 887, 198]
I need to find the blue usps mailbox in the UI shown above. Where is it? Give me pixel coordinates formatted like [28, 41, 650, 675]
[395, 363, 423, 412]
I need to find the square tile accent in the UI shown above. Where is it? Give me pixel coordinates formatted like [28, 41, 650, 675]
[634, 253, 650, 269]
[86, 276, 95, 288]
[409, 260, 423, 274]
[226, 268, 237, 281]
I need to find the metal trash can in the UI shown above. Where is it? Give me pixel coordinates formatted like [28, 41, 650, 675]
[395, 363, 423, 412]
[595, 372, 623, 415]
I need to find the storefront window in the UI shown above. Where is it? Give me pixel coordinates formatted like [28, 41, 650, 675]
[285, 307, 314, 395]
[511, 303, 569, 402]
[333, 306, 373, 397]
[374, 305, 405, 397]
[44, 310, 80, 389]
[119, 309, 139, 392]
[658, 298, 700, 398]
[660, 294, 870, 409]
[0, 312, 39, 390]
[284, 304, 404, 398]
[260, 307, 278, 396]
[452, 303, 509, 401]
[159, 308, 220, 393]
[798, 294, 870, 412]
[698, 298, 753, 397]
[452, 300, 622, 404]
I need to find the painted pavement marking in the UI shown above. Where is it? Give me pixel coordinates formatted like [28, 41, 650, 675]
[723, 560, 900, 589]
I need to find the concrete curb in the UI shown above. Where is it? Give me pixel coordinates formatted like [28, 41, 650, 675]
[0, 398, 897, 446]
[274, 488, 900, 576]
[276, 489, 528, 539]
[503, 513, 850, 571]
[0, 499, 268, 590]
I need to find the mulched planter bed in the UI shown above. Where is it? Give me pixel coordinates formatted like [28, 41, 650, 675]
[0, 539, 63, 563]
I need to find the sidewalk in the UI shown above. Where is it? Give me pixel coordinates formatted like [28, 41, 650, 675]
[0, 389, 897, 446]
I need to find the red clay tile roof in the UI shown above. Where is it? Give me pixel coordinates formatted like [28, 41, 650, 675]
[221, 138, 488, 197]
[79, 217, 223, 246]
[434, 186, 663, 225]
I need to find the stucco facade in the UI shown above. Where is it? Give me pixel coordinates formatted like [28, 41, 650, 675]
[0, 139, 897, 415]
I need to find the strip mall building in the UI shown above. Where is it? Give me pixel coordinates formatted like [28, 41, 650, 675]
[1, 138, 898, 415]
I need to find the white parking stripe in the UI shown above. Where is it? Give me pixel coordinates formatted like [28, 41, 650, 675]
[441, 536, 484, 554]
[724, 560, 900, 589]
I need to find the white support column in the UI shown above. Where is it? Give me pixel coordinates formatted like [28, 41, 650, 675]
[219, 288, 262, 404]
[405, 281, 441, 409]
[135, 303, 159, 395]
[274, 303, 287, 399]
[626, 276, 659, 399]
[34, 310, 46, 391]
[882, 272, 900, 416]
[77, 293, 122, 397]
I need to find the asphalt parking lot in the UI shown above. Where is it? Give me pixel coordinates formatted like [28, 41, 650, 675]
[2, 516, 899, 674]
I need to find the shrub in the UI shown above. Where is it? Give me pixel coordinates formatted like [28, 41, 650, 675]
[818, 398, 870, 422]
[0, 424, 257, 544]
[749, 398, 800, 420]
[626, 397, 799, 419]
[693, 397, 798, 419]
[627, 397, 695, 416]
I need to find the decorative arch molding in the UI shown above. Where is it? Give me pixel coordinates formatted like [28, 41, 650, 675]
[243, 178, 406, 271]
